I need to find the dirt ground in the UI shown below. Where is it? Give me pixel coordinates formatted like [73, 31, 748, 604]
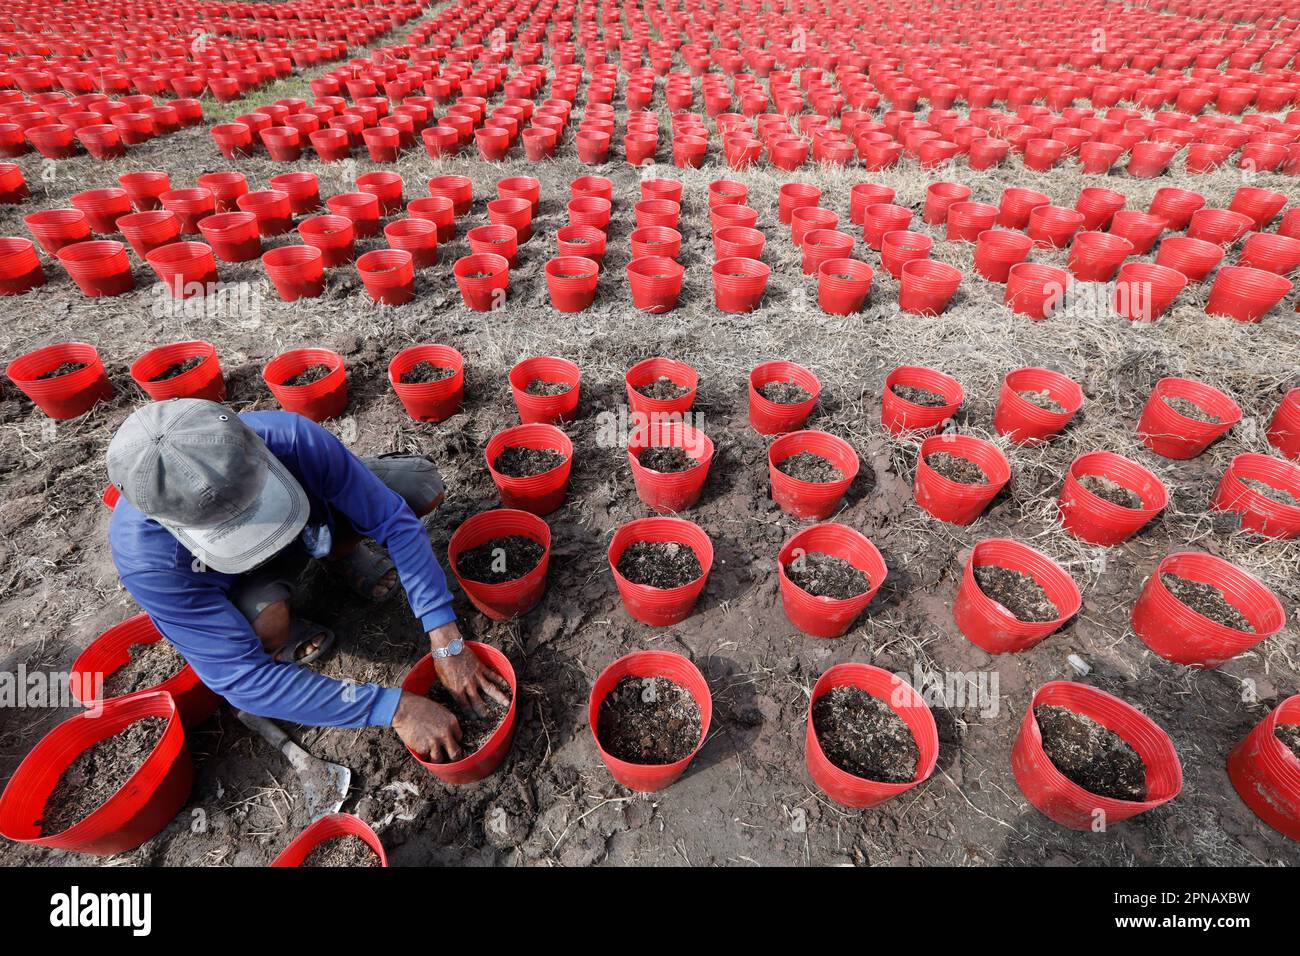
[2, 7, 1299, 867]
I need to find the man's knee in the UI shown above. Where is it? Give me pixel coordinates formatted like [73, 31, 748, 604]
[363, 455, 444, 516]
[251, 600, 290, 650]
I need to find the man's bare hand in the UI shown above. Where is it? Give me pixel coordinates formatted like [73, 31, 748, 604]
[391, 691, 462, 762]
[429, 622, 511, 716]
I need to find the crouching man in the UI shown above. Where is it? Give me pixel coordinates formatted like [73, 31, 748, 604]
[106, 398, 506, 761]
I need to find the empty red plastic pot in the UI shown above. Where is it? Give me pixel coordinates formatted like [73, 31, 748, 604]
[953, 539, 1081, 654]
[749, 361, 820, 435]
[262, 245, 325, 302]
[233, 190, 290, 238]
[1212, 453, 1300, 539]
[1075, 187, 1127, 231]
[401, 643, 518, 784]
[899, 259, 961, 315]
[1138, 377, 1241, 459]
[309, 128, 351, 161]
[24, 209, 90, 255]
[994, 368, 1083, 445]
[1012, 681, 1181, 829]
[1239, 233, 1300, 275]
[946, 201, 999, 242]
[1005, 262, 1069, 320]
[914, 434, 1010, 525]
[1154, 236, 1224, 283]
[997, 188, 1050, 229]
[116, 210, 179, 260]
[380, 218, 436, 270]
[429, 175, 473, 217]
[923, 182, 971, 225]
[1227, 694, 1300, 841]
[130, 340, 224, 402]
[454, 252, 509, 312]
[70, 188, 131, 234]
[1206, 267, 1291, 323]
[862, 203, 913, 250]
[57, 239, 134, 297]
[626, 357, 697, 419]
[0, 691, 191, 855]
[145, 241, 217, 299]
[627, 256, 684, 313]
[195, 172, 247, 214]
[486, 423, 573, 516]
[272, 813, 387, 867]
[118, 171, 171, 212]
[211, 122, 253, 159]
[298, 215, 355, 267]
[6, 341, 113, 419]
[1229, 187, 1288, 231]
[500, 176, 541, 215]
[588, 650, 711, 790]
[1058, 451, 1168, 545]
[882, 366, 963, 435]
[800, 230, 854, 277]
[269, 172, 320, 216]
[488, 197, 533, 242]
[1027, 205, 1085, 249]
[389, 344, 464, 423]
[262, 347, 347, 421]
[69, 613, 219, 727]
[1107, 211, 1165, 256]
[545, 255, 599, 312]
[260, 125, 302, 161]
[1068, 231, 1133, 282]
[448, 509, 551, 621]
[197, 212, 261, 263]
[607, 519, 713, 627]
[325, 193, 380, 238]
[1187, 208, 1254, 246]
[0, 236, 45, 295]
[509, 356, 580, 424]
[1269, 390, 1300, 461]
[1125, 142, 1178, 178]
[159, 188, 215, 234]
[356, 249, 415, 306]
[973, 229, 1033, 283]
[805, 663, 937, 807]
[768, 430, 859, 520]
[778, 182, 820, 223]
[1113, 262, 1186, 321]
[1131, 551, 1284, 668]
[790, 205, 837, 247]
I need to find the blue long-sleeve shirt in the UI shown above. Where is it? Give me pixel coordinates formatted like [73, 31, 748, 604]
[108, 411, 456, 728]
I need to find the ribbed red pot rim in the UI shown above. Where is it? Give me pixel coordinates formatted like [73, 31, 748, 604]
[750, 360, 820, 415]
[198, 212, 258, 241]
[901, 258, 962, 292]
[388, 344, 464, 393]
[963, 538, 1082, 630]
[486, 423, 573, 485]
[606, 518, 714, 599]
[1240, 232, 1300, 272]
[447, 507, 552, 605]
[628, 419, 714, 472]
[629, 225, 682, 254]
[778, 523, 888, 609]
[262, 244, 323, 270]
[625, 357, 697, 411]
[712, 255, 770, 285]
[1067, 450, 1169, 516]
[545, 255, 599, 282]
[1145, 376, 1243, 437]
[1207, 266, 1292, 317]
[356, 248, 414, 279]
[263, 347, 343, 390]
[384, 218, 438, 242]
[6, 341, 105, 391]
[1215, 453, 1300, 531]
[1072, 230, 1134, 259]
[1007, 261, 1070, 292]
[768, 429, 861, 488]
[25, 207, 89, 234]
[454, 252, 509, 280]
[271, 813, 387, 867]
[818, 257, 874, 289]
[999, 367, 1084, 425]
[1140, 551, 1285, 643]
[918, 433, 1011, 495]
[627, 256, 685, 282]
[976, 228, 1034, 257]
[509, 356, 580, 412]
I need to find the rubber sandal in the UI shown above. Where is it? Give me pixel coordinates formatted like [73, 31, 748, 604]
[273, 619, 336, 665]
[325, 541, 399, 604]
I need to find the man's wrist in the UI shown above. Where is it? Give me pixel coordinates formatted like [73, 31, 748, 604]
[428, 621, 460, 649]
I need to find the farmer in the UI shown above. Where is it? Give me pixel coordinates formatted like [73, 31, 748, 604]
[105, 398, 508, 762]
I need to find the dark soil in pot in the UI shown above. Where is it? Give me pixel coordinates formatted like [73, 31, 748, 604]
[102, 640, 187, 698]
[1241, 477, 1300, 508]
[812, 686, 918, 783]
[1162, 394, 1220, 423]
[455, 535, 544, 584]
[1078, 473, 1143, 509]
[776, 451, 844, 483]
[973, 565, 1060, 622]
[300, 834, 381, 867]
[892, 383, 947, 407]
[524, 378, 571, 396]
[616, 540, 702, 588]
[1034, 704, 1148, 802]
[635, 376, 689, 400]
[1275, 724, 1300, 762]
[400, 361, 455, 385]
[596, 675, 701, 764]
[36, 362, 88, 380]
[39, 716, 168, 834]
[149, 355, 207, 381]
[636, 445, 698, 473]
[1160, 573, 1254, 631]
[426, 682, 514, 758]
[1017, 388, 1065, 413]
[282, 363, 333, 387]
[785, 551, 870, 599]
[925, 451, 987, 484]
[758, 379, 812, 404]
[493, 445, 567, 477]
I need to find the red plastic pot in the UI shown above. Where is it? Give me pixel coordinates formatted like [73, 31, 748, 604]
[626, 357, 697, 419]
[805, 663, 937, 807]
[627, 256, 684, 313]
[260, 126, 302, 161]
[815, 258, 874, 315]
[914, 434, 1010, 525]
[790, 205, 837, 247]
[500, 176, 541, 215]
[588, 651, 710, 791]
[486, 423, 573, 516]
[1027, 205, 1085, 249]
[1269, 390, 1300, 461]
[1107, 211, 1165, 256]
[1068, 231, 1133, 282]
[778, 523, 888, 638]
[1229, 187, 1288, 231]
[946, 201, 998, 243]
[1205, 267, 1291, 323]
[607, 519, 713, 627]
[488, 196, 533, 242]
[70, 188, 131, 235]
[24, 209, 91, 255]
[197, 212, 261, 263]
[1074, 187, 1126, 231]
[1227, 694, 1300, 841]
[1239, 233, 1300, 275]
[1126, 142, 1178, 178]
[384, 219, 438, 270]
[388, 344, 464, 423]
[1212, 454, 1300, 539]
[309, 128, 351, 161]
[269, 172, 320, 216]
[56, 239, 134, 297]
[298, 215, 355, 267]
[427, 175, 473, 218]
[1138, 377, 1241, 459]
[0, 236, 45, 295]
[997, 188, 1050, 229]
[1012, 681, 1181, 830]
[778, 182, 820, 223]
[0, 691, 191, 855]
[1149, 187, 1206, 231]
[196, 172, 247, 214]
[749, 360, 820, 435]
[400, 643, 517, 784]
[262, 347, 347, 421]
[994, 368, 1083, 445]
[899, 259, 961, 315]
[159, 188, 215, 235]
[953, 539, 1081, 654]
[272, 813, 387, 867]
[145, 241, 217, 299]
[627, 421, 714, 513]
[326, 193, 380, 238]
[1113, 262, 1186, 321]
[6, 341, 113, 419]
[454, 252, 510, 312]
[1058, 451, 1168, 545]
[1187, 208, 1254, 246]
[1154, 236, 1224, 282]
[711, 257, 769, 313]
[509, 356, 580, 424]
[262, 245, 325, 302]
[69, 613, 219, 727]
[556, 225, 606, 267]
[130, 340, 224, 402]
[800, 230, 854, 277]
[862, 203, 913, 250]
[448, 509, 551, 620]
[474, 125, 509, 161]
[630, 226, 682, 262]
[973, 229, 1033, 283]
[881, 365, 963, 436]
[211, 122, 254, 159]
[768, 430, 859, 520]
[1005, 262, 1069, 320]
[545, 256, 599, 312]
[118, 171, 171, 212]
[923, 182, 971, 226]
[356, 249, 415, 306]
[1131, 552, 1284, 668]
[467, 225, 519, 268]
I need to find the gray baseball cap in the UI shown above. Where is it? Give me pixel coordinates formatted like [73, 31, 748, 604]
[107, 399, 309, 574]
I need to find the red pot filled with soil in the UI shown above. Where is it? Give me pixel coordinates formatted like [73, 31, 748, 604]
[626, 357, 697, 419]
[130, 340, 224, 402]
[749, 360, 820, 435]
[1012, 681, 1182, 830]
[1205, 267, 1292, 323]
[712, 256, 769, 313]
[389, 344, 464, 423]
[779, 524, 888, 637]
[1131, 551, 1284, 668]
[914, 434, 1011, 525]
[262, 347, 347, 421]
[448, 509, 551, 620]
[1067, 231, 1133, 282]
[486, 423, 574, 516]
[627, 420, 715, 513]
[1269, 389, 1300, 461]
[0, 236, 45, 295]
[271, 813, 387, 867]
[556, 225, 606, 267]
[6, 341, 113, 419]
[545, 256, 600, 312]
[1211, 453, 1300, 539]
[881, 365, 963, 436]
[805, 663, 938, 808]
[1058, 451, 1168, 545]
[1138, 377, 1241, 459]
[953, 539, 1081, 654]
[0, 691, 191, 855]
[356, 249, 415, 306]
[588, 650, 711, 791]
[454, 253, 510, 312]
[816, 258, 874, 315]
[298, 215, 356, 267]
[994, 367, 1083, 445]
[630, 226, 682, 262]
[400, 642, 518, 784]
[509, 356, 580, 424]
[1227, 694, 1300, 841]
[69, 613, 219, 727]
[768, 430, 859, 520]
[627, 256, 684, 313]
[607, 518, 713, 627]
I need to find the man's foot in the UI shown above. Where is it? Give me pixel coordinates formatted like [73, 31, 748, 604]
[325, 542, 400, 603]
[271, 619, 336, 664]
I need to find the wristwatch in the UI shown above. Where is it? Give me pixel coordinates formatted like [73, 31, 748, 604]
[430, 637, 465, 660]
